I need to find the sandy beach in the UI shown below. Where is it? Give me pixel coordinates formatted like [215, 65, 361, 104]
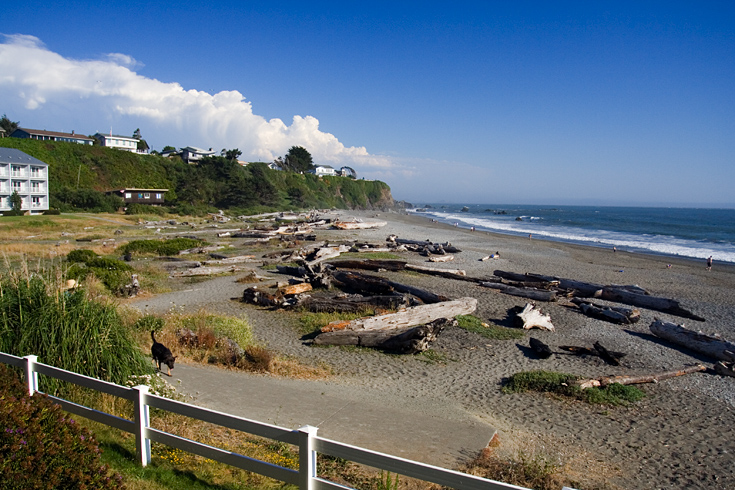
[133, 209, 735, 490]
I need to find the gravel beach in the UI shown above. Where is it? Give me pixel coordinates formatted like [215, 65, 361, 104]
[132, 209, 735, 490]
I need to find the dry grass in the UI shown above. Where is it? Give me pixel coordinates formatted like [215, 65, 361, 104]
[460, 430, 624, 490]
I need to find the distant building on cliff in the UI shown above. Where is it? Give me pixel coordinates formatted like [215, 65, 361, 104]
[93, 132, 141, 152]
[307, 165, 337, 177]
[0, 148, 49, 214]
[11, 127, 94, 145]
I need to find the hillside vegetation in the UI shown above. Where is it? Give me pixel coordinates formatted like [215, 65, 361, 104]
[0, 138, 394, 214]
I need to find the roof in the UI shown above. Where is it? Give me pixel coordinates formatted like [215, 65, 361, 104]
[112, 188, 169, 193]
[181, 146, 215, 154]
[12, 127, 94, 141]
[93, 132, 139, 141]
[0, 148, 49, 166]
[315, 165, 335, 169]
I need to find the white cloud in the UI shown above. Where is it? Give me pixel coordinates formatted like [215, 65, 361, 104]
[0, 34, 392, 169]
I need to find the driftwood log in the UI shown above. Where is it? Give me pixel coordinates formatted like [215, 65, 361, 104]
[296, 294, 409, 313]
[559, 344, 627, 363]
[599, 288, 704, 321]
[321, 297, 477, 333]
[649, 319, 735, 361]
[481, 282, 557, 302]
[571, 298, 640, 324]
[513, 303, 555, 331]
[313, 318, 451, 353]
[331, 270, 450, 304]
[576, 364, 706, 389]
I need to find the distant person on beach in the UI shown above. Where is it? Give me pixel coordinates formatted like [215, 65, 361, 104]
[707, 256, 713, 271]
[613, 246, 616, 253]
[528, 234, 532, 240]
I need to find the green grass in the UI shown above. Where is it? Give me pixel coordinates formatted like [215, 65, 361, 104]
[455, 314, 526, 340]
[416, 349, 451, 364]
[503, 370, 645, 406]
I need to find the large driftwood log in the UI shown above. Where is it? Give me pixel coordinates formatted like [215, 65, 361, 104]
[600, 288, 704, 321]
[649, 319, 735, 361]
[386, 236, 462, 253]
[404, 263, 472, 281]
[571, 298, 640, 324]
[480, 282, 557, 302]
[428, 254, 455, 262]
[321, 297, 477, 333]
[576, 364, 706, 389]
[513, 303, 555, 331]
[313, 318, 451, 353]
[331, 270, 450, 304]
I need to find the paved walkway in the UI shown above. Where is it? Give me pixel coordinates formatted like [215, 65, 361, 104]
[170, 363, 496, 469]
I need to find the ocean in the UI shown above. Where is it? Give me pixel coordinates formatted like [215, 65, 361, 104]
[409, 204, 735, 264]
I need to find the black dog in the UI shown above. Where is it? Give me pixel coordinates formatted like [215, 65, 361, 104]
[151, 331, 176, 376]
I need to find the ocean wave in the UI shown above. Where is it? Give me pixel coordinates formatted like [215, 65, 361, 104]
[412, 209, 735, 263]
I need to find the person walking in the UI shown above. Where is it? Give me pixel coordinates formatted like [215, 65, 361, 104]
[707, 256, 713, 271]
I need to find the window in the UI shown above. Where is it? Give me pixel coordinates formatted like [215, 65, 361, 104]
[31, 167, 41, 176]
[144, 193, 150, 199]
[125, 193, 132, 199]
[155, 193, 162, 200]
[32, 196, 41, 207]
[11, 165, 22, 177]
[32, 182, 40, 192]
[138, 193, 143, 199]
[12, 181, 22, 191]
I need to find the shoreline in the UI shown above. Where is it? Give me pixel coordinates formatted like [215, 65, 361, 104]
[134, 208, 735, 490]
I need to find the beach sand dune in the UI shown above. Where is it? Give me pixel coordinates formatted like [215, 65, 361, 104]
[133, 210, 735, 490]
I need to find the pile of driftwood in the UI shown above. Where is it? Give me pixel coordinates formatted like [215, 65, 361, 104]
[240, 257, 477, 353]
[483, 270, 703, 321]
[386, 235, 462, 259]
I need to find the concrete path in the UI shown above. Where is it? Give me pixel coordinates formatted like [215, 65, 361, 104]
[169, 363, 496, 469]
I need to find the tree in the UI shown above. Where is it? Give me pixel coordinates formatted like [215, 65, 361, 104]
[0, 114, 19, 135]
[221, 148, 242, 161]
[9, 191, 22, 212]
[282, 146, 314, 173]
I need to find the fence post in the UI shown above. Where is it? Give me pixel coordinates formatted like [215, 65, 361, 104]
[23, 355, 39, 396]
[133, 385, 151, 467]
[297, 425, 319, 490]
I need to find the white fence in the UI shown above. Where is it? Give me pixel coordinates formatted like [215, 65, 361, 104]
[0, 352, 528, 490]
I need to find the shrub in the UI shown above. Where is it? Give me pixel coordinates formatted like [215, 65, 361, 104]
[42, 208, 61, 215]
[65, 251, 134, 295]
[67, 249, 99, 263]
[0, 271, 153, 394]
[117, 238, 205, 256]
[503, 370, 645, 406]
[3, 210, 25, 217]
[0, 365, 126, 489]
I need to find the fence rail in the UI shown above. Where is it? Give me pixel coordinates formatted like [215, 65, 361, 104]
[0, 352, 528, 490]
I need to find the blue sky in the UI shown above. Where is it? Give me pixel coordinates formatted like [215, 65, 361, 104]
[2, 2, 734, 206]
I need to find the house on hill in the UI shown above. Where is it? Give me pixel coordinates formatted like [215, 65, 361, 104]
[181, 146, 215, 163]
[0, 148, 49, 214]
[307, 165, 337, 177]
[93, 133, 141, 152]
[11, 128, 94, 145]
[108, 188, 168, 206]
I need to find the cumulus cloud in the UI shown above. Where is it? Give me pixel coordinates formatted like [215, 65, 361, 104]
[0, 34, 392, 168]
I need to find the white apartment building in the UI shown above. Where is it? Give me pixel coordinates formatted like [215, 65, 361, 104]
[0, 148, 49, 214]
